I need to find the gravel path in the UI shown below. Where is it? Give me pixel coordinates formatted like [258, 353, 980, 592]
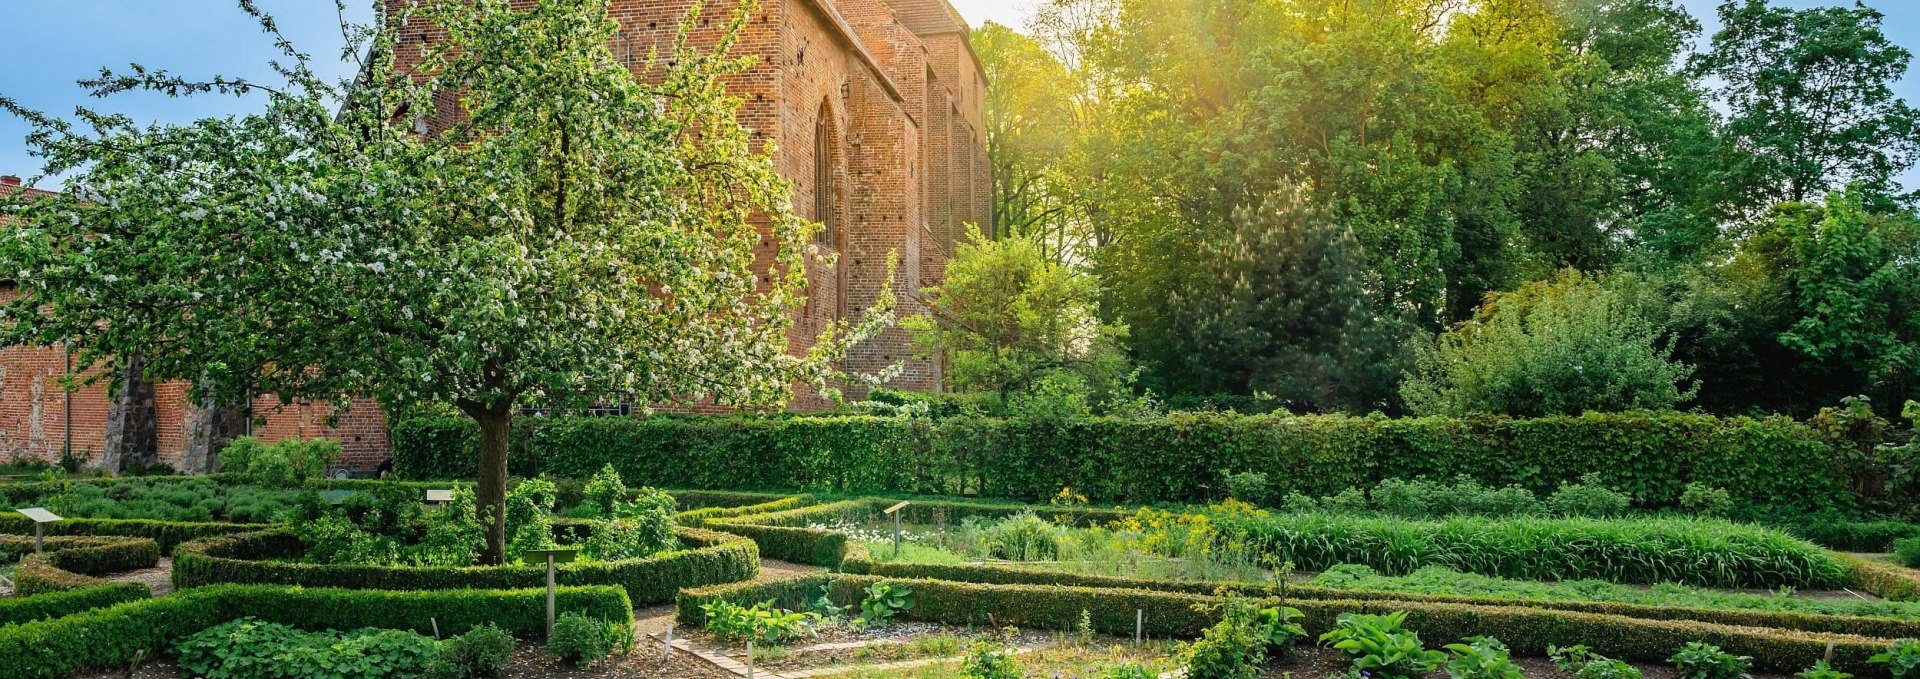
[105, 556, 175, 596]
[635, 558, 826, 636]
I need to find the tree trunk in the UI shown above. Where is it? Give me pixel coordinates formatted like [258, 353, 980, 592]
[463, 400, 513, 565]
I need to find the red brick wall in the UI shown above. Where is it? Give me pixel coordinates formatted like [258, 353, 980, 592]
[0, 0, 987, 468]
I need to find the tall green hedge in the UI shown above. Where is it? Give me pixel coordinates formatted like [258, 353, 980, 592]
[171, 527, 757, 605]
[0, 584, 631, 679]
[391, 411, 1847, 510]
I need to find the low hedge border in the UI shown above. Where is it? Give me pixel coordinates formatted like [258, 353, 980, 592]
[0, 515, 270, 552]
[2, 534, 161, 595]
[680, 575, 1907, 675]
[1845, 553, 1920, 601]
[840, 558, 1920, 640]
[0, 583, 632, 679]
[171, 526, 757, 606]
[677, 496, 810, 527]
[0, 582, 150, 627]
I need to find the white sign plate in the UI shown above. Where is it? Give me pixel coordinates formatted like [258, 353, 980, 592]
[16, 507, 61, 523]
[425, 489, 454, 502]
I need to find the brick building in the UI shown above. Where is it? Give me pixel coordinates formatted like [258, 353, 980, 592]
[0, 0, 988, 472]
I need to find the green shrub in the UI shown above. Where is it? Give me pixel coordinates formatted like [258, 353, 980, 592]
[174, 617, 438, 679]
[388, 411, 1854, 514]
[218, 436, 340, 488]
[1444, 636, 1523, 679]
[1671, 641, 1753, 679]
[1895, 538, 1920, 568]
[546, 612, 619, 666]
[426, 623, 515, 679]
[1183, 610, 1265, 679]
[1681, 483, 1735, 517]
[1546, 473, 1633, 517]
[958, 635, 1022, 679]
[505, 477, 558, 562]
[1222, 471, 1270, 506]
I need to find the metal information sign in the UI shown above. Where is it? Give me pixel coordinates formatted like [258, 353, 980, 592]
[883, 502, 910, 556]
[424, 489, 454, 503]
[17, 507, 61, 552]
[523, 548, 580, 636]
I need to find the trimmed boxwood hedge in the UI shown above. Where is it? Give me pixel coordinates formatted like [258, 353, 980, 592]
[0, 584, 631, 679]
[0, 515, 269, 552]
[0, 582, 150, 627]
[1845, 553, 1920, 601]
[680, 575, 1906, 675]
[392, 411, 1850, 510]
[2, 534, 161, 595]
[840, 558, 1920, 639]
[171, 526, 757, 605]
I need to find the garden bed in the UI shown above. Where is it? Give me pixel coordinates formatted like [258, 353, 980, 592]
[172, 526, 758, 606]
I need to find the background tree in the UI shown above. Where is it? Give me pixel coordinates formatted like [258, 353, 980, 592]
[904, 227, 1128, 407]
[976, 22, 1088, 262]
[1694, 0, 1920, 207]
[1159, 186, 1406, 412]
[1402, 271, 1698, 417]
[0, 0, 884, 563]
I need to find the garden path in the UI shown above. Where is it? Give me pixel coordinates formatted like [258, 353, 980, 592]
[632, 557, 825, 637]
[105, 556, 175, 596]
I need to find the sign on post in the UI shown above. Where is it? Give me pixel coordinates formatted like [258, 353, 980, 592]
[424, 489, 454, 504]
[16, 507, 61, 552]
[883, 501, 910, 557]
[523, 548, 580, 637]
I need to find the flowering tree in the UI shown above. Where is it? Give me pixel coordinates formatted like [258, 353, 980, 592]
[0, 0, 885, 563]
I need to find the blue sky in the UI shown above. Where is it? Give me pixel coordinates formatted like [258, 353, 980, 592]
[2, 0, 1916, 188]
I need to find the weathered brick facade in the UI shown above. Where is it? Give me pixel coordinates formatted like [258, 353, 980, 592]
[0, 0, 987, 472]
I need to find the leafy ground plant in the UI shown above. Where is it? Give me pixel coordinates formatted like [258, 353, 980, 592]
[1444, 636, 1524, 679]
[174, 617, 437, 679]
[860, 581, 916, 625]
[1872, 639, 1920, 679]
[1670, 642, 1753, 679]
[1551, 644, 1645, 679]
[1318, 611, 1447, 679]
[1797, 660, 1853, 679]
[701, 599, 819, 644]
